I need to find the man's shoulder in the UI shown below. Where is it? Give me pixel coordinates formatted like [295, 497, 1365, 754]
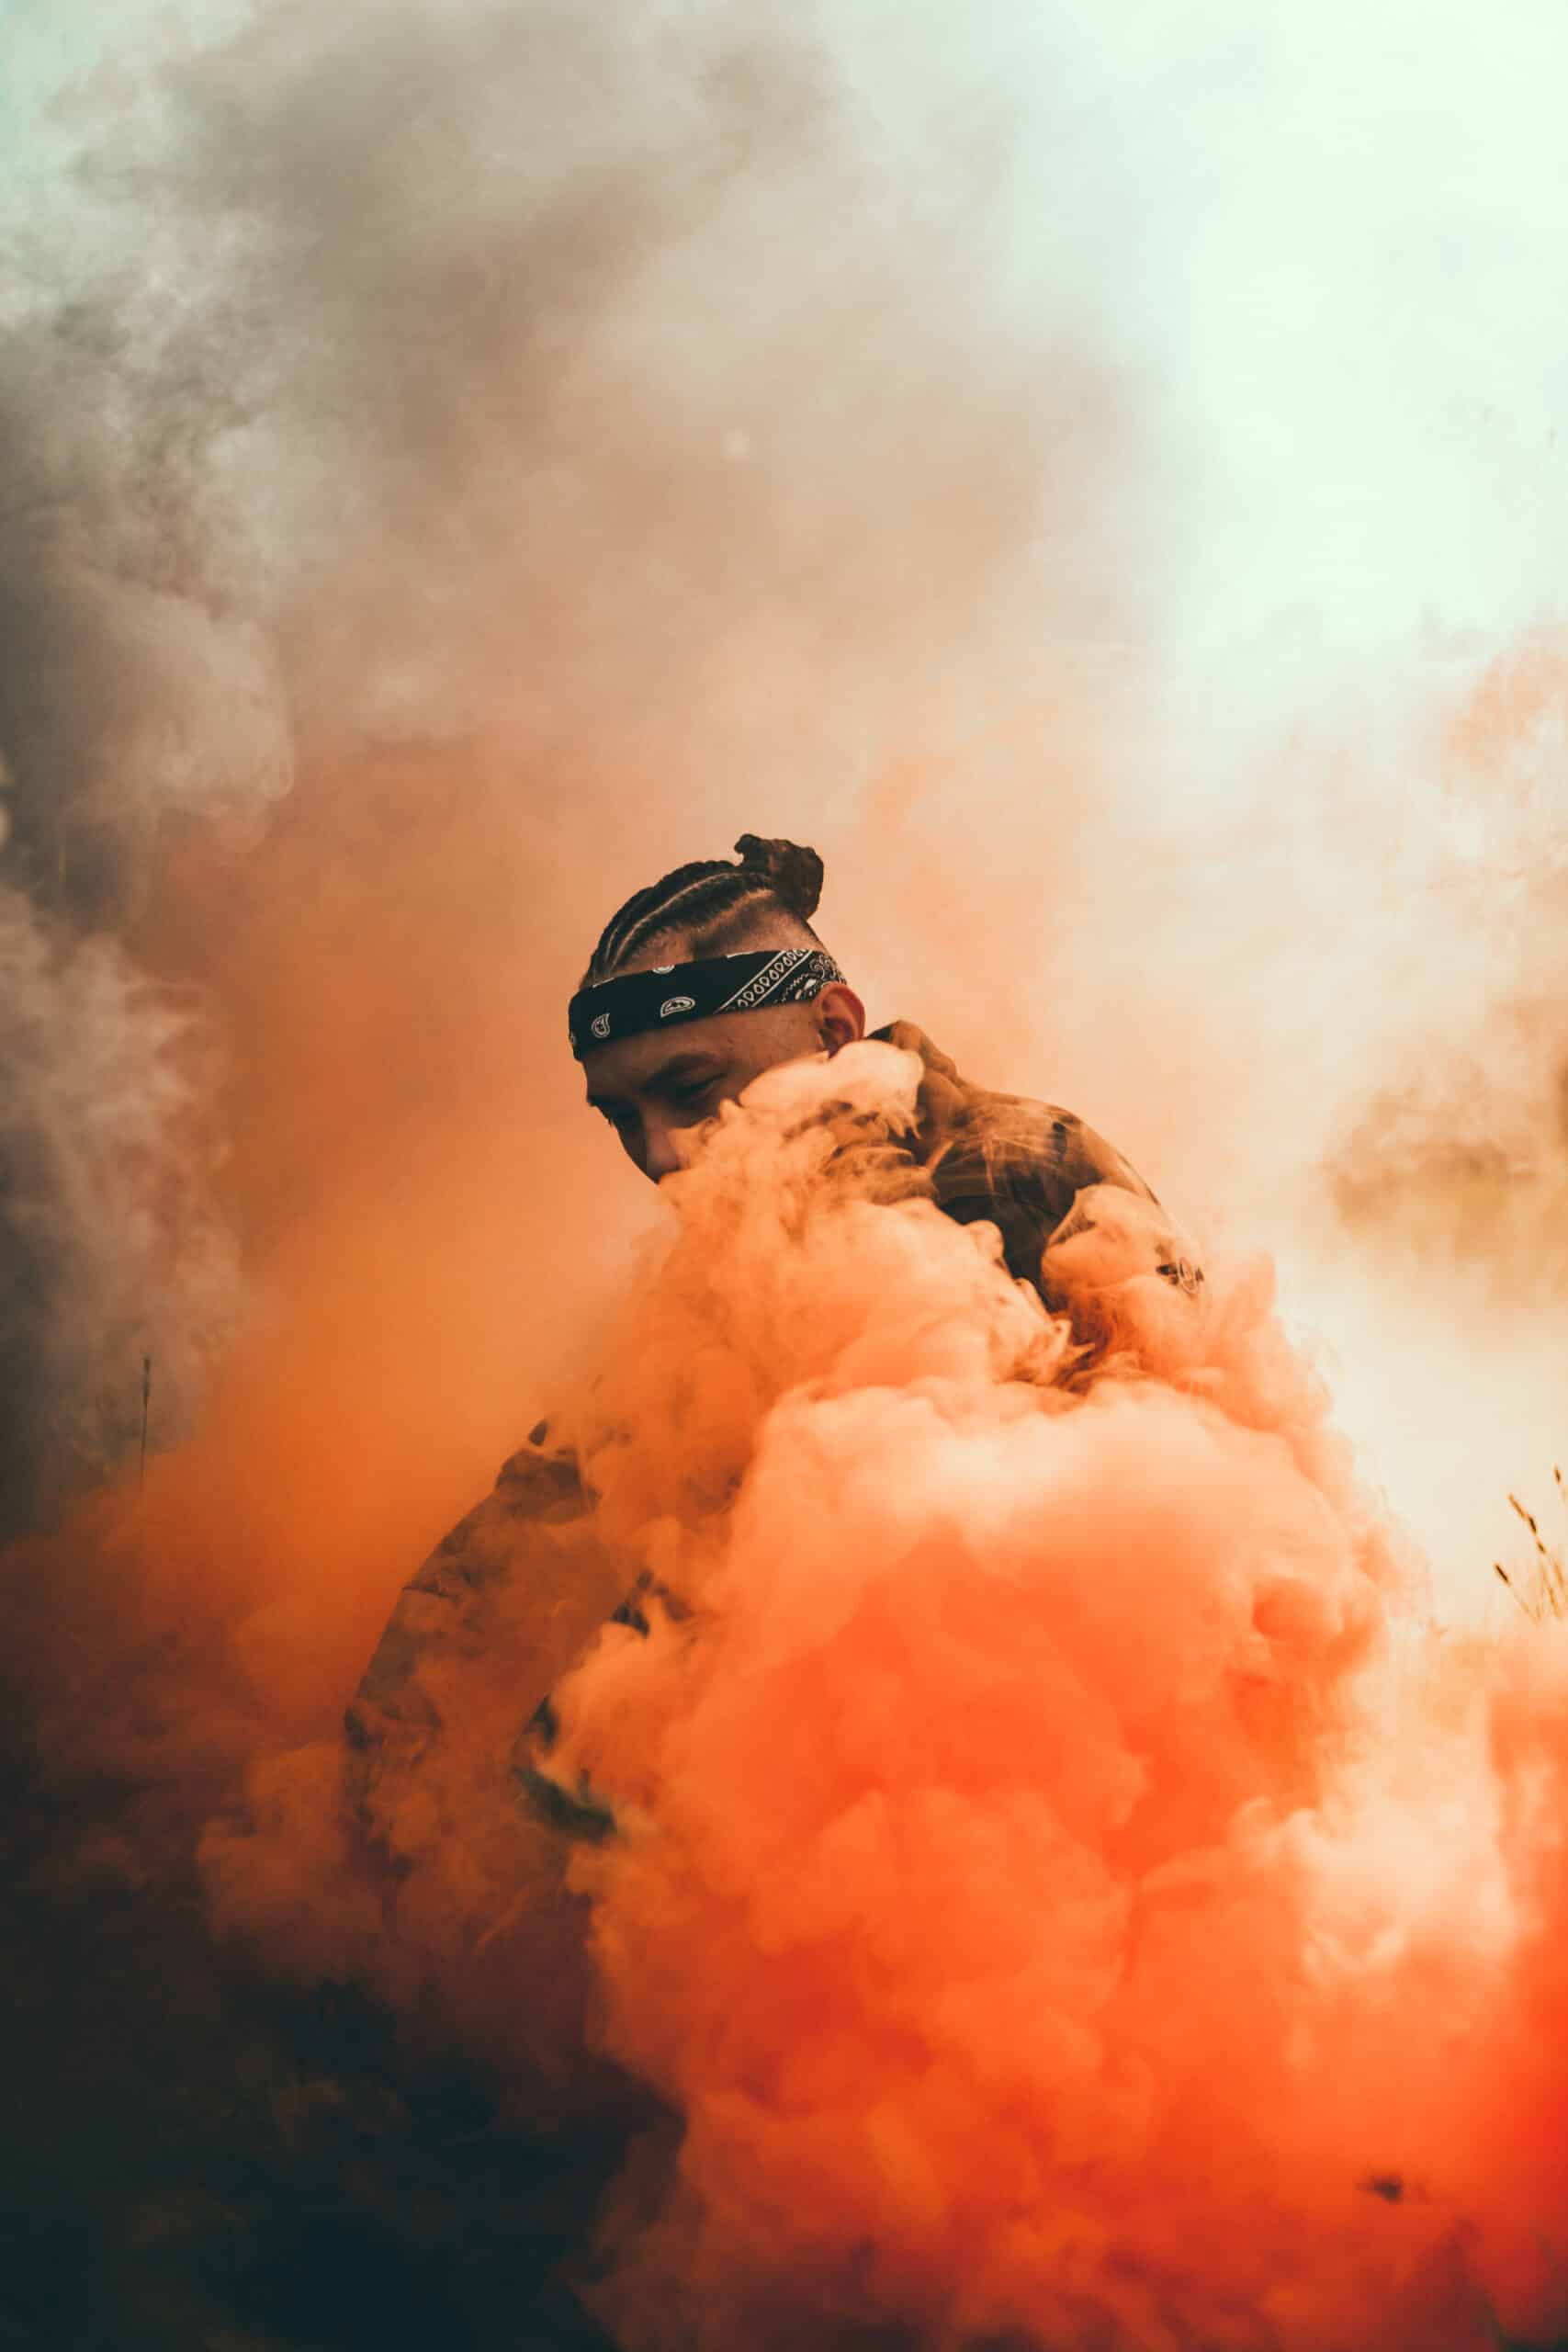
[869, 1019, 1155, 1216]
[868, 1017, 1202, 1320]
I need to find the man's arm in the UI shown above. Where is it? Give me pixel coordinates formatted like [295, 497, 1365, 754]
[880, 1020, 1206, 1364]
[344, 1421, 626, 1869]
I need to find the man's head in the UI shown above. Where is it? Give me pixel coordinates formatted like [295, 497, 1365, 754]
[572, 833, 865, 1181]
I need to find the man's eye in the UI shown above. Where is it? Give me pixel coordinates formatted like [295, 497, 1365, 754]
[669, 1078, 716, 1112]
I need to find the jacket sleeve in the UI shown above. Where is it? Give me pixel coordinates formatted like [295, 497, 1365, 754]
[343, 1420, 626, 1868]
[884, 1023, 1206, 1364]
[1037, 1174, 1207, 1372]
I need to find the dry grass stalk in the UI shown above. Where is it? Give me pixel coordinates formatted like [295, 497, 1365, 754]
[1493, 1465, 1568, 1622]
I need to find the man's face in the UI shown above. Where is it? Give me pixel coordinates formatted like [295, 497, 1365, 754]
[582, 986, 863, 1182]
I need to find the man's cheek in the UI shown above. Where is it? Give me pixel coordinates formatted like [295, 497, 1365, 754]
[663, 1109, 732, 1178]
[673, 1120, 717, 1166]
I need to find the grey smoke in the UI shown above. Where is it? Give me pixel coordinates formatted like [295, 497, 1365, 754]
[0, 153, 289, 1523]
[0, 888, 237, 1525]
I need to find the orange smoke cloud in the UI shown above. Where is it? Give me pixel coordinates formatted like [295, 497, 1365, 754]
[0, 755, 643, 2080]
[6, 719, 1564, 2346]
[521, 1044, 1568, 2351]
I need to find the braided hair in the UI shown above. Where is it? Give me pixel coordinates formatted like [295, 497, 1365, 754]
[581, 834, 829, 987]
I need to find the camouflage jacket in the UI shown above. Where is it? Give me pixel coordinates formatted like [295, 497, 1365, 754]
[871, 1020, 1200, 1310]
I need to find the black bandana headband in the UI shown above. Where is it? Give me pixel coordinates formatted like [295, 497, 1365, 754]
[570, 948, 845, 1060]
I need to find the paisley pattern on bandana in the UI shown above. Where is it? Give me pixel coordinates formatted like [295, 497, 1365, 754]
[569, 948, 845, 1058]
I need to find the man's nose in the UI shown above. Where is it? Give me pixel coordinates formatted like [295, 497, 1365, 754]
[641, 1117, 687, 1184]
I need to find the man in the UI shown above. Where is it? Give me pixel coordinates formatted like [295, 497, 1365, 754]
[568, 831, 1200, 1306]
[344, 834, 1202, 1858]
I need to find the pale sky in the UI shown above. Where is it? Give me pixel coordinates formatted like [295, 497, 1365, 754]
[10, 0, 1565, 673]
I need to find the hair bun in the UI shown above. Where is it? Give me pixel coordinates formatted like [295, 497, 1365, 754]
[734, 833, 824, 922]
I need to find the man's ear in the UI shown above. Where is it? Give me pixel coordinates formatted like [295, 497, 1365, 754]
[818, 982, 867, 1053]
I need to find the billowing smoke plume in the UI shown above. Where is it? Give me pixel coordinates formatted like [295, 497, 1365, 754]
[3, 0, 1568, 2344]
[542, 1047, 1564, 2350]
